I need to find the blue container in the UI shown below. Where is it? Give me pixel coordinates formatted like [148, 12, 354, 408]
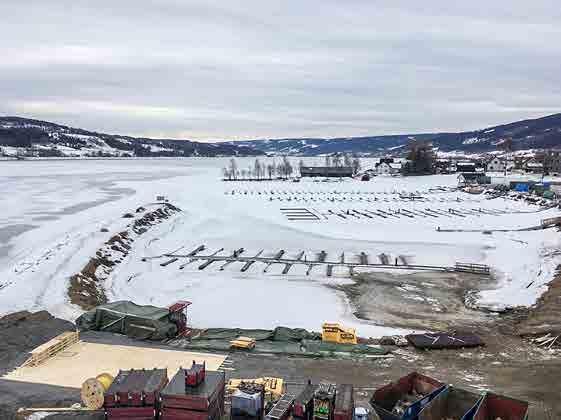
[370, 372, 446, 420]
[515, 183, 530, 192]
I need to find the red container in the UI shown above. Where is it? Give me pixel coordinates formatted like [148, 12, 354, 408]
[334, 384, 354, 420]
[185, 361, 206, 387]
[106, 406, 155, 418]
[473, 392, 529, 420]
[161, 370, 225, 412]
[160, 403, 222, 420]
[104, 368, 168, 409]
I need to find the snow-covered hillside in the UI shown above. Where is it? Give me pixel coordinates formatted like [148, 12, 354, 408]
[0, 117, 263, 158]
[221, 113, 561, 156]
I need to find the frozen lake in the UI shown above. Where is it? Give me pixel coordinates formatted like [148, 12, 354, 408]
[1, 158, 560, 336]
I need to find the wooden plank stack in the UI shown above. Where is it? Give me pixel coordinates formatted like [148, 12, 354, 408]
[22, 331, 80, 367]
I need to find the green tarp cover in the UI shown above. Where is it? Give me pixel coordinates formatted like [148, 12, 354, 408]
[198, 327, 320, 342]
[75, 301, 177, 340]
[177, 327, 389, 358]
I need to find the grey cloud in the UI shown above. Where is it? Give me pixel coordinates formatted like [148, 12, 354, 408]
[1, 0, 560, 140]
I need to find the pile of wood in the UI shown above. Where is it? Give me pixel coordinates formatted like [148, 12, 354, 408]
[530, 333, 559, 350]
[21, 331, 79, 367]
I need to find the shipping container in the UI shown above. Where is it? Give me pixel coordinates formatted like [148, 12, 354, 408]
[473, 392, 529, 420]
[418, 386, 483, 420]
[161, 370, 225, 413]
[161, 402, 223, 420]
[104, 368, 168, 409]
[334, 384, 354, 420]
[106, 406, 155, 419]
[370, 372, 445, 420]
[293, 382, 316, 420]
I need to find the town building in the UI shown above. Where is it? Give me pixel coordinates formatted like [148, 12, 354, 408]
[456, 161, 478, 173]
[544, 150, 561, 175]
[524, 160, 544, 174]
[375, 162, 402, 175]
[486, 156, 515, 173]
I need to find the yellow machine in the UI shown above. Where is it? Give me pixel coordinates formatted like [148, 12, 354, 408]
[227, 377, 285, 401]
[229, 336, 256, 349]
[321, 323, 357, 345]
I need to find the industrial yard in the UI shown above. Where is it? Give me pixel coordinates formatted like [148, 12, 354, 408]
[1, 158, 561, 418]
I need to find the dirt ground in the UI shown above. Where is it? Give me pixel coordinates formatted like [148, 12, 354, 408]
[2, 267, 561, 419]
[1, 311, 560, 419]
[518, 265, 561, 337]
[333, 270, 495, 331]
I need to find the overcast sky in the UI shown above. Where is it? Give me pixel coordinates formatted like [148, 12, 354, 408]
[1, 1, 560, 141]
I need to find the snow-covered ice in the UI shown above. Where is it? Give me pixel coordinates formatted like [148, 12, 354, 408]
[1, 158, 560, 336]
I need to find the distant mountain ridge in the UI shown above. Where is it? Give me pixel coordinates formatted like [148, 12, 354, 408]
[0, 116, 263, 158]
[220, 113, 561, 156]
[1, 113, 560, 158]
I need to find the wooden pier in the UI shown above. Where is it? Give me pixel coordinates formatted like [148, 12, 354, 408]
[146, 245, 491, 277]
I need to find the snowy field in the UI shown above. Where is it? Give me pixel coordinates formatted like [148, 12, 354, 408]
[1, 158, 560, 337]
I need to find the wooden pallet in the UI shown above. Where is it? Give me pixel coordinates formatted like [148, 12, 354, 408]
[22, 331, 80, 367]
[455, 262, 490, 275]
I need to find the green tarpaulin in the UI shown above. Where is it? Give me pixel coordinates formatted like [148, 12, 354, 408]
[175, 326, 389, 358]
[75, 301, 177, 340]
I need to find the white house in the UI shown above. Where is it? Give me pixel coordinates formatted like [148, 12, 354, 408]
[486, 156, 514, 173]
[486, 157, 505, 172]
[376, 162, 402, 175]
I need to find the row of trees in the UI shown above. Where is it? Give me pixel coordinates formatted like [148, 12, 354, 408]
[324, 153, 361, 174]
[223, 154, 363, 180]
[223, 156, 295, 180]
[402, 140, 435, 175]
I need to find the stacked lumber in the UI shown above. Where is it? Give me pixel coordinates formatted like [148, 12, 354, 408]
[22, 331, 79, 367]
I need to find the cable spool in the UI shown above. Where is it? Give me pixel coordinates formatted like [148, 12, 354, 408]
[81, 373, 114, 410]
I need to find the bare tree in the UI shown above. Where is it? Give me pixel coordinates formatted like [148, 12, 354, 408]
[282, 156, 293, 178]
[229, 158, 238, 180]
[352, 156, 361, 174]
[222, 167, 231, 180]
[267, 163, 274, 179]
[343, 153, 352, 167]
[332, 153, 342, 167]
[299, 159, 305, 175]
[254, 158, 262, 180]
[325, 155, 331, 167]
[241, 168, 247, 179]
[499, 137, 514, 175]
